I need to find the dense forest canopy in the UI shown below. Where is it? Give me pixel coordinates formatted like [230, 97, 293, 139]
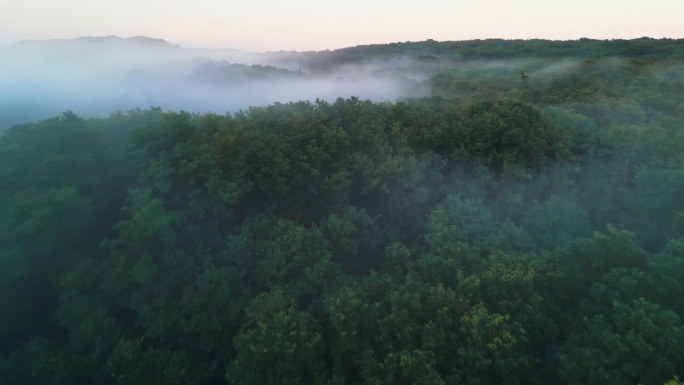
[1, 38, 684, 384]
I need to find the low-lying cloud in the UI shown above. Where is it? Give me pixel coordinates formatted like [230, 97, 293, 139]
[0, 36, 429, 128]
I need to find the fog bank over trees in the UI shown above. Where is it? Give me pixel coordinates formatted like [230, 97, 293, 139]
[0, 36, 428, 128]
[4, 36, 682, 130]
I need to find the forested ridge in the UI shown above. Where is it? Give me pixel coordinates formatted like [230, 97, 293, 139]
[1, 38, 684, 384]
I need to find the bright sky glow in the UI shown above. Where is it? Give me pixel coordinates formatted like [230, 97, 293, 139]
[1, 0, 683, 51]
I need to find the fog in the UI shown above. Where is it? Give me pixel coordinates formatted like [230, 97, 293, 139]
[5, 36, 679, 130]
[0, 36, 432, 128]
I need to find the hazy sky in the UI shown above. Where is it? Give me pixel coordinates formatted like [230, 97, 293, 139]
[1, 0, 683, 51]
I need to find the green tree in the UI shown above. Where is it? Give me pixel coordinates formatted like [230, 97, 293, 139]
[555, 299, 684, 385]
[227, 291, 326, 385]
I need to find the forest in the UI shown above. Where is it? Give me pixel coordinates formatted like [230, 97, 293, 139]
[1, 37, 684, 384]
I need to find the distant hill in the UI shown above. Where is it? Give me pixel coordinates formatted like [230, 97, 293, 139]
[14, 35, 179, 49]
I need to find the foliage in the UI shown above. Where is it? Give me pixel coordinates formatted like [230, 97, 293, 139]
[2, 38, 684, 384]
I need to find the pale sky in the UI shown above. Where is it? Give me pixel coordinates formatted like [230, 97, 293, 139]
[1, 0, 683, 51]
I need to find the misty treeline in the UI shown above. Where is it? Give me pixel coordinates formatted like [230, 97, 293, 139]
[3, 36, 684, 130]
[1, 38, 684, 385]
